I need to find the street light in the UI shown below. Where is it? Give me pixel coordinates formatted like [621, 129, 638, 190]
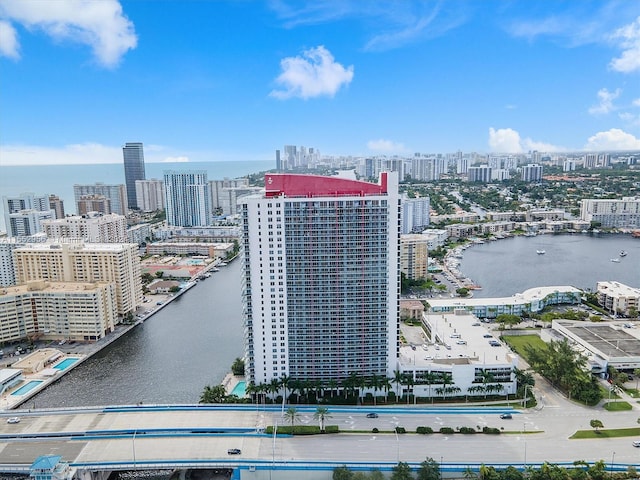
[610, 452, 615, 478]
[395, 428, 400, 463]
[132, 429, 137, 470]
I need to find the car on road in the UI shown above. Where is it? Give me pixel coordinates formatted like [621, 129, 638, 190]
[227, 448, 241, 455]
[632, 440, 640, 447]
[6, 417, 20, 424]
[500, 413, 512, 420]
[483, 334, 493, 338]
[366, 413, 379, 418]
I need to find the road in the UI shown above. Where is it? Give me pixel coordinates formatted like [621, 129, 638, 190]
[0, 397, 638, 470]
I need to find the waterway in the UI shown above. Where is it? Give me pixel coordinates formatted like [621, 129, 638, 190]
[28, 260, 244, 408]
[460, 234, 639, 298]
[28, 234, 639, 407]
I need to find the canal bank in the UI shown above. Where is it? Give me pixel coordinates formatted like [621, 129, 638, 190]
[1, 278, 201, 410]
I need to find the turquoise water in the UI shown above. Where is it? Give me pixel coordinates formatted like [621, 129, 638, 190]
[185, 259, 204, 266]
[231, 381, 246, 397]
[54, 358, 79, 370]
[11, 380, 43, 396]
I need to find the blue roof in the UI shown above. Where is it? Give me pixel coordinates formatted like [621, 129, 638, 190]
[31, 455, 62, 470]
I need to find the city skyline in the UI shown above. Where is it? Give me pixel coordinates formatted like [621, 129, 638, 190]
[1, 0, 640, 166]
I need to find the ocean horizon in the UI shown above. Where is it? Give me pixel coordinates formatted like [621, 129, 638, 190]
[0, 160, 274, 231]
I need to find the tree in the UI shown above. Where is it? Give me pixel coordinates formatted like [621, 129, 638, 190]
[284, 406, 299, 433]
[393, 369, 405, 399]
[155, 271, 164, 278]
[314, 406, 331, 433]
[199, 385, 226, 403]
[634, 368, 640, 391]
[417, 457, 440, 480]
[169, 285, 180, 293]
[391, 461, 414, 480]
[333, 466, 353, 480]
[456, 287, 470, 297]
[589, 419, 603, 433]
[231, 357, 245, 376]
[496, 314, 520, 329]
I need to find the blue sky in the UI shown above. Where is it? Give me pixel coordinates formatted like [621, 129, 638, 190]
[1, 0, 639, 165]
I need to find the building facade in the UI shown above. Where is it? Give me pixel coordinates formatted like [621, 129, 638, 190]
[73, 184, 127, 216]
[401, 197, 430, 234]
[521, 163, 543, 182]
[400, 234, 429, 280]
[41, 213, 128, 243]
[596, 281, 639, 317]
[580, 197, 640, 229]
[240, 172, 400, 389]
[48, 195, 65, 219]
[122, 142, 146, 210]
[13, 241, 142, 317]
[135, 179, 165, 212]
[0, 280, 117, 343]
[164, 171, 211, 227]
[3, 193, 54, 237]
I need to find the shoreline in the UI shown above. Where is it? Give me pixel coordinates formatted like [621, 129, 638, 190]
[0, 276, 203, 411]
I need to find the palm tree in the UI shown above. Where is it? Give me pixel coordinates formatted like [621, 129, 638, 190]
[441, 372, 453, 401]
[424, 372, 438, 401]
[480, 369, 494, 399]
[393, 369, 404, 400]
[382, 377, 392, 403]
[284, 406, 299, 434]
[327, 378, 338, 398]
[269, 378, 281, 401]
[280, 374, 290, 403]
[313, 406, 331, 433]
[369, 374, 382, 405]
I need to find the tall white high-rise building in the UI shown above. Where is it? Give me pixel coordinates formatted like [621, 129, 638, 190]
[164, 171, 211, 227]
[135, 179, 165, 212]
[3, 193, 54, 236]
[467, 165, 492, 182]
[521, 163, 543, 182]
[401, 197, 430, 234]
[240, 172, 400, 389]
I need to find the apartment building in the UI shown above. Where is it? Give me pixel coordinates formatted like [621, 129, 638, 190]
[400, 234, 429, 280]
[596, 281, 640, 317]
[0, 280, 117, 343]
[13, 241, 142, 317]
[239, 172, 400, 389]
[580, 197, 640, 229]
[42, 213, 128, 243]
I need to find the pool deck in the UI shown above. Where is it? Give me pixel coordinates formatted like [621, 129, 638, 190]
[222, 373, 245, 397]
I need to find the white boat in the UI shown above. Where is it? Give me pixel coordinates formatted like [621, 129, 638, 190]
[619, 251, 627, 257]
[536, 250, 545, 255]
[610, 258, 620, 263]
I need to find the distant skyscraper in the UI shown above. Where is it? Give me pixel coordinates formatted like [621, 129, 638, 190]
[48, 195, 65, 219]
[240, 172, 399, 389]
[521, 163, 543, 182]
[135, 179, 165, 212]
[467, 165, 492, 182]
[73, 183, 127, 216]
[3, 193, 54, 236]
[122, 142, 146, 209]
[164, 171, 211, 227]
[401, 196, 430, 234]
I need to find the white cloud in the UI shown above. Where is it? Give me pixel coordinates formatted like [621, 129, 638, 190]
[609, 16, 640, 73]
[0, 143, 122, 165]
[585, 128, 640, 150]
[270, 45, 354, 100]
[488, 127, 523, 153]
[161, 156, 189, 163]
[0, 19, 18, 58]
[633, 98, 640, 107]
[588, 88, 621, 115]
[366, 139, 406, 153]
[0, 0, 137, 68]
[488, 127, 564, 153]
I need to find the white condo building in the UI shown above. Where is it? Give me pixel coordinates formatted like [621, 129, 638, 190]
[3, 193, 54, 237]
[41, 213, 128, 243]
[164, 171, 211, 227]
[401, 197, 430, 234]
[580, 197, 640, 229]
[240, 172, 400, 389]
[13, 241, 142, 317]
[135, 179, 165, 212]
[73, 184, 127, 216]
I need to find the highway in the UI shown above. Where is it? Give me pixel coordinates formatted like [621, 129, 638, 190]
[0, 399, 638, 471]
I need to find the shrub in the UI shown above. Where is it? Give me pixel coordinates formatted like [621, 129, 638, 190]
[482, 426, 501, 434]
[395, 426, 406, 434]
[372, 427, 379, 434]
[324, 425, 340, 434]
[458, 427, 476, 434]
[416, 426, 434, 434]
[439, 427, 455, 434]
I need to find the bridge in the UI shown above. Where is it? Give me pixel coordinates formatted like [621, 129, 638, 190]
[0, 404, 638, 480]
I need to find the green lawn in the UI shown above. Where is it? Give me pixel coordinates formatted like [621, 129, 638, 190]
[603, 401, 632, 411]
[502, 335, 547, 361]
[570, 426, 640, 439]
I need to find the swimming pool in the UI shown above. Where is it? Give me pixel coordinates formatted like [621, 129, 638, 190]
[11, 380, 43, 396]
[54, 357, 79, 370]
[231, 381, 246, 397]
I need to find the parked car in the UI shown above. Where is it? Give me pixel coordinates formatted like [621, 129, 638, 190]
[500, 413, 512, 420]
[227, 448, 241, 455]
[6, 417, 20, 424]
[366, 413, 379, 418]
[632, 440, 640, 447]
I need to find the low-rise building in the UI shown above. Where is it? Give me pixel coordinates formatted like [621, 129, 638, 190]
[596, 281, 639, 317]
[400, 234, 429, 280]
[146, 241, 234, 258]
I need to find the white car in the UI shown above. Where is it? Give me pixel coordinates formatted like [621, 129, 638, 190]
[632, 440, 640, 447]
[6, 417, 20, 424]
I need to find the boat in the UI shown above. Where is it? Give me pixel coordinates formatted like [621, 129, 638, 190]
[610, 258, 620, 263]
[619, 251, 627, 257]
[536, 250, 545, 255]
